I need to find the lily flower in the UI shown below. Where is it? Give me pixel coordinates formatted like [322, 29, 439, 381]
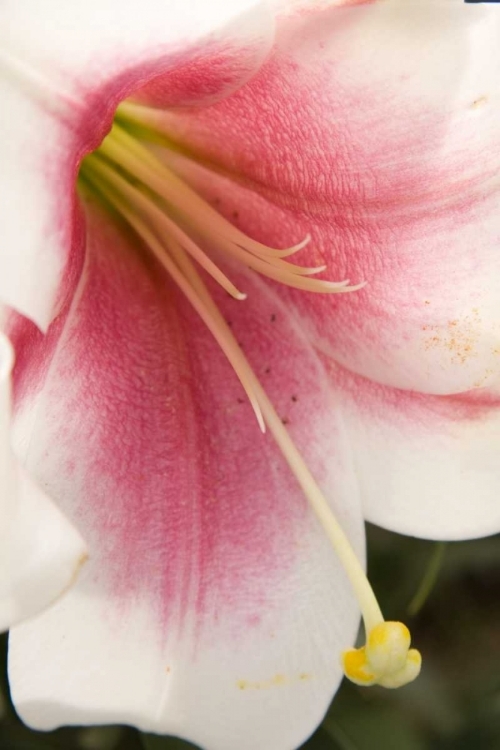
[1, 1, 499, 749]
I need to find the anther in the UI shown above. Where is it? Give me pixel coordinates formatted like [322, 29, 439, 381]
[342, 621, 421, 689]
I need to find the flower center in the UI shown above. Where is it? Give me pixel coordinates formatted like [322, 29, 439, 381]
[79, 105, 421, 690]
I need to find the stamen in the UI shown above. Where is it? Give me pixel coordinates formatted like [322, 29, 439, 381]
[79, 118, 419, 690]
[116, 104, 331, 259]
[86, 154, 247, 301]
[98, 124, 363, 294]
[82, 157, 266, 433]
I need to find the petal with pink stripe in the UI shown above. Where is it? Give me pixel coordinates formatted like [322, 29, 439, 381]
[8, 202, 364, 749]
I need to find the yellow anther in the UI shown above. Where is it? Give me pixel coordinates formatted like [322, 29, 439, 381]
[378, 649, 422, 689]
[342, 647, 377, 686]
[367, 622, 411, 675]
[342, 621, 421, 689]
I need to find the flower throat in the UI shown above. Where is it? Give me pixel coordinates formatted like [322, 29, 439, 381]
[79, 102, 421, 690]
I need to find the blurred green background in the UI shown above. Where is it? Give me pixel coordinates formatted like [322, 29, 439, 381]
[2, 525, 499, 750]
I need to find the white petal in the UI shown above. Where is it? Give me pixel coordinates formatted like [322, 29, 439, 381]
[328, 358, 500, 540]
[0, 333, 87, 630]
[0, 0, 273, 329]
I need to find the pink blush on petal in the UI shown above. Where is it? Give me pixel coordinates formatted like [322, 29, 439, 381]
[15, 201, 345, 647]
[325, 354, 500, 436]
[146, 9, 500, 395]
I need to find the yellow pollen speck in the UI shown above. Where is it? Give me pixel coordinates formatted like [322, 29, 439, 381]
[422, 311, 481, 365]
[236, 673, 311, 690]
[471, 95, 488, 109]
[474, 368, 494, 388]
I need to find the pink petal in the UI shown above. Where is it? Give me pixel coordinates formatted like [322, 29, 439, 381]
[327, 356, 500, 540]
[8, 201, 364, 749]
[0, 0, 273, 329]
[146, 1, 500, 395]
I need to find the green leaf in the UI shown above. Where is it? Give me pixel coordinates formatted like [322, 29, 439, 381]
[407, 543, 447, 616]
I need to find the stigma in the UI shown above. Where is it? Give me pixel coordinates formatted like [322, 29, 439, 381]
[343, 622, 421, 689]
[79, 106, 421, 690]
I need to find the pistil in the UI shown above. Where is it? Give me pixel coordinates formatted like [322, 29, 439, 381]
[79, 119, 421, 690]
